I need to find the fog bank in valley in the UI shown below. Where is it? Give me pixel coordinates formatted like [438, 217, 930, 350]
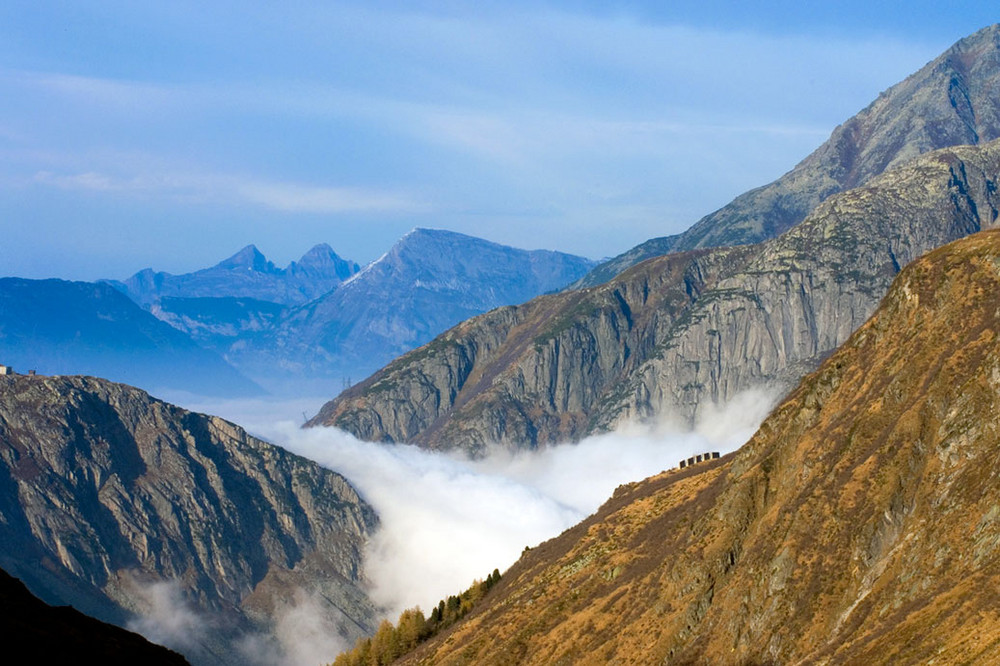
[180, 389, 777, 622]
[145, 389, 777, 663]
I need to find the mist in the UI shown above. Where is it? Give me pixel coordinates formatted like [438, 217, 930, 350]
[127, 579, 208, 653]
[178, 388, 776, 622]
[126, 577, 351, 666]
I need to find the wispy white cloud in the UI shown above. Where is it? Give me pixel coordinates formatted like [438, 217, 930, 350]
[235, 589, 352, 666]
[31, 167, 428, 214]
[0, 5, 947, 274]
[33, 170, 123, 191]
[236, 180, 427, 214]
[6, 69, 179, 111]
[127, 579, 209, 653]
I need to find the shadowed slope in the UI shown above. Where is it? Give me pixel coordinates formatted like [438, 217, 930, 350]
[0, 278, 262, 397]
[0, 566, 190, 664]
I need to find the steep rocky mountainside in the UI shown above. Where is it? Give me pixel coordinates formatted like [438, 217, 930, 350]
[108, 243, 360, 307]
[576, 23, 1000, 288]
[0, 565, 189, 664]
[150, 296, 287, 352]
[0, 374, 377, 664]
[311, 139, 1000, 452]
[238, 228, 596, 387]
[0, 278, 261, 397]
[394, 229, 1000, 665]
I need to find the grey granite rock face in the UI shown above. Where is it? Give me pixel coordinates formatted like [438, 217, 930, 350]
[575, 24, 1000, 288]
[600, 145, 998, 429]
[0, 373, 378, 664]
[312, 141, 1000, 453]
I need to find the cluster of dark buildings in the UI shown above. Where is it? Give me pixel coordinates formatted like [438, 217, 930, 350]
[678, 452, 720, 469]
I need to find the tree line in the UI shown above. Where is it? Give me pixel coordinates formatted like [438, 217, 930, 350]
[331, 568, 502, 666]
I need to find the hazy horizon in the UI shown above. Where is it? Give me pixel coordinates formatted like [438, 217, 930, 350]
[3, 3, 996, 280]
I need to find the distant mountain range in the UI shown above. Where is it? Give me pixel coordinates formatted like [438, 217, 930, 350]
[106, 242, 360, 307]
[315, 25, 1000, 452]
[9, 23, 1000, 666]
[0, 230, 593, 399]
[101, 229, 595, 395]
[386, 229, 1000, 665]
[232, 229, 597, 388]
[0, 373, 378, 664]
[0, 278, 261, 397]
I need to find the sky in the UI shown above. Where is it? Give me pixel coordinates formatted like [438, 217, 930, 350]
[1, 2, 997, 280]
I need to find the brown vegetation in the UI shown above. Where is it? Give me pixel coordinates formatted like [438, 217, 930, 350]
[391, 230, 1000, 664]
[331, 569, 501, 665]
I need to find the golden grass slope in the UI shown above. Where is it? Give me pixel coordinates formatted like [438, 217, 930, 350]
[398, 229, 1000, 665]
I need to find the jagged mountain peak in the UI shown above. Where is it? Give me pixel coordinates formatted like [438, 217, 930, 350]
[246, 229, 595, 386]
[361, 228, 592, 287]
[945, 22, 1000, 63]
[382, 227, 588, 270]
[297, 242, 336, 262]
[212, 244, 277, 273]
[392, 227, 496, 252]
[109, 241, 361, 308]
[289, 243, 360, 280]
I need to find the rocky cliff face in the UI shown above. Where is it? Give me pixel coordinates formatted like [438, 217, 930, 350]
[311, 140, 1000, 451]
[0, 374, 378, 664]
[308, 245, 748, 451]
[575, 23, 1000, 288]
[394, 229, 1000, 665]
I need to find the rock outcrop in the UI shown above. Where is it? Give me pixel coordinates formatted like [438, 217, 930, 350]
[575, 23, 1000, 288]
[311, 140, 1000, 452]
[149, 296, 287, 354]
[0, 373, 377, 664]
[392, 228, 1000, 665]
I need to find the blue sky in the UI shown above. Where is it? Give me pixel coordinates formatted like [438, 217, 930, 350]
[1, 2, 996, 279]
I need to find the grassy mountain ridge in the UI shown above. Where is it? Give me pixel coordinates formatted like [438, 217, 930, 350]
[391, 229, 1000, 665]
